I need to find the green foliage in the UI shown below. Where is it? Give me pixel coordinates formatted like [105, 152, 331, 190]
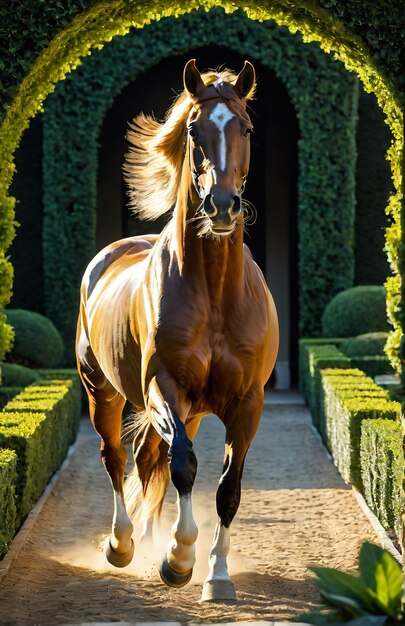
[0, 448, 17, 555]
[0, 362, 40, 387]
[3, 309, 64, 368]
[0, 377, 81, 525]
[349, 357, 394, 379]
[354, 90, 392, 286]
[0, 305, 14, 365]
[340, 333, 389, 358]
[318, 368, 400, 487]
[322, 287, 390, 338]
[361, 418, 403, 532]
[42, 10, 358, 358]
[0, 1, 402, 369]
[0, 387, 22, 409]
[298, 341, 350, 425]
[299, 340, 402, 531]
[9, 116, 45, 312]
[296, 542, 404, 625]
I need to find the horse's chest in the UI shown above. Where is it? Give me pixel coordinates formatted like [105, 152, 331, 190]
[160, 320, 250, 399]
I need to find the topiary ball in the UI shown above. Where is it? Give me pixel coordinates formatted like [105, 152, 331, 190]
[3, 309, 64, 368]
[1, 362, 40, 387]
[321, 286, 390, 338]
[340, 332, 389, 357]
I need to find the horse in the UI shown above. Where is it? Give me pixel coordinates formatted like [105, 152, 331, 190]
[76, 59, 279, 602]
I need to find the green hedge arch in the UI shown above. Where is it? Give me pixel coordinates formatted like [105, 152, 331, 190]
[0, 0, 402, 377]
[42, 7, 358, 359]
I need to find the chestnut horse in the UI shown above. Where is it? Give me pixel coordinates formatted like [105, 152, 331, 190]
[76, 59, 278, 601]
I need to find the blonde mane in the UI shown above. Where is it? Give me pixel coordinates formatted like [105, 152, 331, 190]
[123, 69, 254, 222]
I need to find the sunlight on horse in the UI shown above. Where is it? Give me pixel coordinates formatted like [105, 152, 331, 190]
[76, 59, 279, 602]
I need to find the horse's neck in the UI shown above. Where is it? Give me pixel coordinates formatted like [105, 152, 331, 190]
[183, 218, 245, 304]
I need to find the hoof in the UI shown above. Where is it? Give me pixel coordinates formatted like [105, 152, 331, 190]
[159, 556, 193, 588]
[106, 538, 134, 568]
[201, 579, 237, 602]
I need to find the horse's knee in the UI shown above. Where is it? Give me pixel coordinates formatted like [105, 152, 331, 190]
[169, 433, 197, 495]
[101, 443, 127, 493]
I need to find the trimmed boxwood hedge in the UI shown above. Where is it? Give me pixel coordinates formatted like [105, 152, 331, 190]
[0, 362, 40, 387]
[0, 386, 22, 409]
[3, 309, 64, 368]
[340, 332, 389, 357]
[349, 356, 394, 379]
[0, 448, 17, 555]
[299, 340, 403, 535]
[317, 368, 400, 488]
[0, 376, 81, 526]
[298, 341, 350, 425]
[299, 339, 395, 398]
[361, 418, 403, 533]
[322, 286, 390, 338]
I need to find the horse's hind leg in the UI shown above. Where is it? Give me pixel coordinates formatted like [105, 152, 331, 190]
[84, 380, 135, 567]
[202, 388, 263, 602]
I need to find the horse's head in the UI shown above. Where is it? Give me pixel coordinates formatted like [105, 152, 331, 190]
[184, 60, 255, 236]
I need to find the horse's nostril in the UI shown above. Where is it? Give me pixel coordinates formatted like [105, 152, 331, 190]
[204, 194, 218, 217]
[231, 195, 242, 215]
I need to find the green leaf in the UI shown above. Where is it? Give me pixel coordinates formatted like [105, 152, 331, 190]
[359, 543, 403, 618]
[310, 566, 377, 611]
[347, 617, 388, 625]
[319, 590, 369, 617]
[292, 610, 346, 625]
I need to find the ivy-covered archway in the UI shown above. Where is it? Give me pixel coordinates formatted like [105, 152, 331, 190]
[42, 8, 358, 357]
[0, 0, 402, 377]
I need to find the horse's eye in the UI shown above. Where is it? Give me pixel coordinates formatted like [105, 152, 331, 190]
[243, 127, 253, 138]
[188, 125, 199, 141]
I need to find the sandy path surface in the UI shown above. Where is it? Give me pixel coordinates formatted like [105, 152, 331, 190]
[0, 402, 377, 625]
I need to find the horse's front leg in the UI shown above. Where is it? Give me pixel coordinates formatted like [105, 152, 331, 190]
[202, 388, 263, 602]
[148, 376, 198, 587]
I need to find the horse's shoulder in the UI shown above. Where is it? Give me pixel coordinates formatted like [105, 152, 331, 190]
[83, 236, 156, 299]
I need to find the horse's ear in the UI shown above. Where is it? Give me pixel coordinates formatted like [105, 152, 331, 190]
[234, 61, 256, 99]
[184, 59, 205, 98]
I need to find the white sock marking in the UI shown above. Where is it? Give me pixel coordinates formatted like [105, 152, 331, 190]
[209, 102, 235, 171]
[111, 490, 133, 553]
[205, 520, 231, 582]
[166, 493, 198, 573]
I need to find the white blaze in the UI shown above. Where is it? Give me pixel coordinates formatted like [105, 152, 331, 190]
[209, 102, 235, 171]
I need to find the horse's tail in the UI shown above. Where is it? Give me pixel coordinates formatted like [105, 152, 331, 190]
[123, 410, 170, 523]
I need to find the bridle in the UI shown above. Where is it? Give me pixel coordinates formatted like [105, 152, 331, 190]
[186, 85, 249, 201]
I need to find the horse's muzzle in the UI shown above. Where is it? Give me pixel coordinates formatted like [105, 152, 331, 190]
[203, 193, 241, 235]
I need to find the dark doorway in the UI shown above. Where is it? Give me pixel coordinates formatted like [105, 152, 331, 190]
[97, 46, 298, 386]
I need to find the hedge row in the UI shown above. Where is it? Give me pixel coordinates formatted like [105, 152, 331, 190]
[0, 448, 17, 554]
[0, 386, 22, 409]
[298, 340, 350, 422]
[299, 339, 395, 424]
[0, 373, 81, 552]
[361, 418, 403, 534]
[299, 342, 403, 533]
[318, 369, 398, 487]
[349, 356, 394, 379]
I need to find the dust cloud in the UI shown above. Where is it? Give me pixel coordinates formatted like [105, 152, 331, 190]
[51, 490, 255, 584]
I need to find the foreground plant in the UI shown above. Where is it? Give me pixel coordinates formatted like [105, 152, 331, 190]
[296, 541, 404, 625]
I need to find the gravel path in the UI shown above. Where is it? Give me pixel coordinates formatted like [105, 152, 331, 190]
[0, 401, 377, 624]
